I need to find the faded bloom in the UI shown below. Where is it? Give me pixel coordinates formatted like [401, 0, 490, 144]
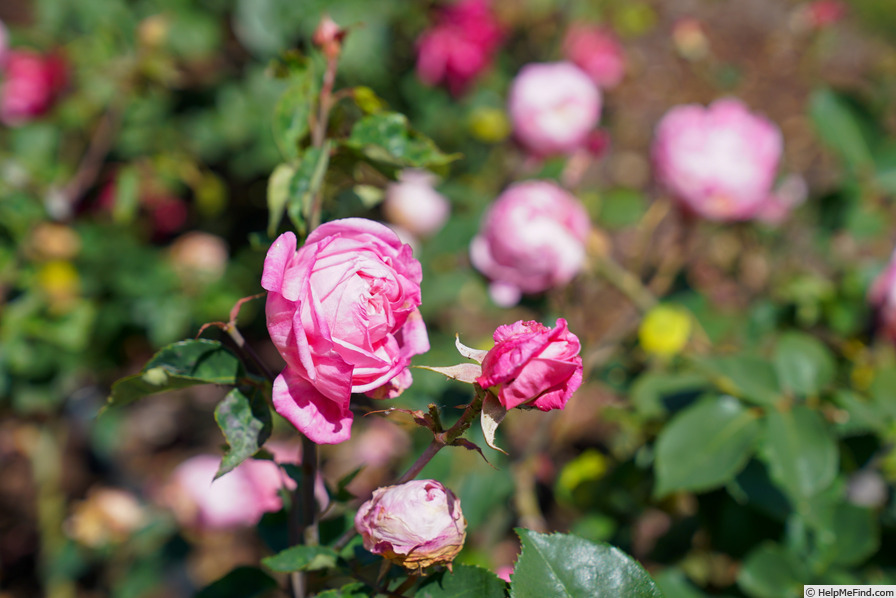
[355, 480, 466, 571]
[169, 231, 229, 284]
[562, 25, 625, 89]
[313, 15, 345, 60]
[652, 98, 783, 222]
[672, 18, 710, 61]
[508, 62, 601, 157]
[66, 487, 146, 548]
[870, 250, 896, 345]
[476, 318, 583, 411]
[383, 170, 450, 238]
[416, 0, 503, 96]
[263, 219, 429, 444]
[1, 49, 67, 126]
[470, 180, 590, 306]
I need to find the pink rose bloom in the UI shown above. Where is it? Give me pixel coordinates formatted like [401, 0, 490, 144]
[383, 170, 450, 238]
[496, 565, 514, 582]
[562, 25, 625, 89]
[1, 49, 68, 126]
[476, 318, 583, 411]
[416, 0, 503, 96]
[355, 479, 466, 571]
[508, 62, 601, 157]
[262, 219, 430, 444]
[652, 98, 783, 222]
[470, 180, 590, 306]
[165, 454, 292, 529]
[806, 0, 847, 28]
[870, 250, 896, 344]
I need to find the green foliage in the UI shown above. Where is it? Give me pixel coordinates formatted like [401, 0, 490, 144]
[418, 564, 506, 598]
[213, 387, 272, 477]
[194, 566, 278, 598]
[344, 112, 461, 174]
[261, 545, 339, 572]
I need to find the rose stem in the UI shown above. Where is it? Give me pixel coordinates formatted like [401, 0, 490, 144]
[594, 254, 657, 313]
[307, 44, 340, 232]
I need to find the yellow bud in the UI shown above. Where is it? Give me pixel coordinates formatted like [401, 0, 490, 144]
[468, 107, 510, 143]
[639, 305, 692, 357]
[37, 261, 80, 302]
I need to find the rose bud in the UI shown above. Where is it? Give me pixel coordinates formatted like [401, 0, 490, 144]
[383, 169, 450, 238]
[1, 49, 68, 126]
[262, 219, 429, 444]
[652, 98, 783, 222]
[562, 25, 625, 89]
[470, 180, 590, 306]
[312, 15, 345, 60]
[508, 62, 601, 157]
[870, 249, 896, 345]
[355, 480, 466, 571]
[476, 318, 583, 411]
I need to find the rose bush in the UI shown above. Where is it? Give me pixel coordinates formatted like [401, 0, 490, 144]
[476, 318, 583, 411]
[354, 479, 466, 571]
[470, 180, 590, 306]
[262, 218, 429, 444]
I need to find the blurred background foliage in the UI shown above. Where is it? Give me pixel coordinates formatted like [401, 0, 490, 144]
[5, 0, 896, 596]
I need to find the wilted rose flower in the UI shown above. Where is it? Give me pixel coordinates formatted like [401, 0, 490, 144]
[164, 454, 292, 530]
[416, 0, 503, 96]
[383, 170, 450, 238]
[0, 49, 67, 126]
[508, 62, 601, 157]
[870, 250, 896, 344]
[470, 180, 590, 306]
[262, 219, 429, 444]
[169, 231, 229, 284]
[355, 480, 466, 571]
[562, 25, 625, 89]
[476, 318, 583, 411]
[652, 98, 782, 222]
[65, 487, 146, 548]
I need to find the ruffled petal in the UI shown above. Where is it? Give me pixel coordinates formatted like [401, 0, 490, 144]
[272, 369, 353, 444]
[261, 232, 296, 292]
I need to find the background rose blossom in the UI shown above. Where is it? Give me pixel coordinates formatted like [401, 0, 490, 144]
[0, 49, 67, 126]
[562, 25, 625, 89]
[870, 250, 896, 344]
[470, 180, 590, 306]
[355, 479, 466, 571]
[383, 169, 450, 238]
[652, 98, 783, 222]
[508, 61, 601, 156]
[262, 218, 429, 444]
[477, 318, 583, 411]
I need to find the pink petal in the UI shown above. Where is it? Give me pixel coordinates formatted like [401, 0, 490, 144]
[272, 369, 353, 444]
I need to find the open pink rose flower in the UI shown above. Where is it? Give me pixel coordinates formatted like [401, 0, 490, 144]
[470, 180, 590, 306]
[383, 169, 450, 238]
[262, 219, 429, 444]
[476, 318, 583, 411]
[1, 49, 68, 126]
[652, 98, 783, 222]
[355, 479, 466, 571]
[562, 25, 625, 89]
[870, 250, 896, 344]
[508, 62, 601, 157]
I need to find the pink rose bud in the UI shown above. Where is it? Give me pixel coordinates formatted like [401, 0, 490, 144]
[164, 454, 293, 530]
[476, 318, 583, 411]
[508, 62, 601, 157]
[1, 49, 68, 126]
[416, 0, 503, 96]
[870, 250, 896, 345]
[562, 25, 625, 89]
[652, 98, 783, 222]
[470, 180, 590, 306]
[312, 15, 345, 60]
[262, 219, 430, 444]
[383, 170, 450, 238]
[354, 480, 466, 571]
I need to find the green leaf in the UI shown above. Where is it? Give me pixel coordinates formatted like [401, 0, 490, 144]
[815, 503, 879, 567]
[345, 112, 460, 172]
[654, 395, 761, 497]
[106, 340, 245, 409]
[809, 89, 873, 172]
[194, 566, 277, 598]
[418, 564, 506, 598]
[760, 406, 838, 501]
[287, 143, 330, 232]
[214, 387, 273, 478]
[267, 163, 296, 237]
[631, 372, 709, 419]
[655, 568, 706, 598]
[273, 67, 316, 161]
[695, 355, 780, 406]
[261, 545, 338, 573]
[510, 529, 662, 598]
[314, 583, 368, 598]
[737, 543, 808, 598]
[112, 165, 141, 224]
[773, 332, 835, 397]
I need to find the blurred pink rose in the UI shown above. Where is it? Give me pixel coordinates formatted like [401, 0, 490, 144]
[652, 98, 783, 222]
[355, 479, 466, 571]
[508, 62, 601, 157]
[416, 0, 503, 96]
[383, 170, 450, 238]
[870, 250, 896, 344]
[470, 180, 590, 306]
[476, 318, 583, 411]
[0, 49, 67, 126]
[806, 0, 847, 28]
[262, 219, 429, 444]
[496, 565, 514, 582]
[562, 25, 625, 89]
[165, 454, 292, 529]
